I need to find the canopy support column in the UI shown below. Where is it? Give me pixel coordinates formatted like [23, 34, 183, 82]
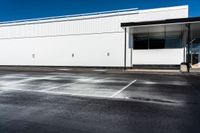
[186, 23, 191, 72]
[124, 28, 127, 70]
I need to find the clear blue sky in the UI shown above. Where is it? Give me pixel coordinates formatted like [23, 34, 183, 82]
[0, 0, 199, 22]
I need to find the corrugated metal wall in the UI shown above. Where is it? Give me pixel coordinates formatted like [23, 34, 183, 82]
[0, 15, 125, 39]
[0, 5, 188, 39]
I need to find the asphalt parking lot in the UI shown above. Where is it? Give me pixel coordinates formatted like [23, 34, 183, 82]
[0, 67, 200, 133]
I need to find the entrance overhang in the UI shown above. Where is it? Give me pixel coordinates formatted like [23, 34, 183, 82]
[121, 17, 200, 28]
[121, 17, 200, 71]
[121, 17, 200, 35]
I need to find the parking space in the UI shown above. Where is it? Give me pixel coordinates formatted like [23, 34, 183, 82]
[0, 68, 200, 133]
[0, 71, 135, 98]
[0, 69, 199, 104]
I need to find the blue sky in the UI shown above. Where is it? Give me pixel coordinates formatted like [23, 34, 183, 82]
[0, 0, 199, 22]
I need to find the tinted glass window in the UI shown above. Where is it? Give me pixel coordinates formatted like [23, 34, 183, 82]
[134, 35, 148, 49]
[148, 32, 165, 49]
[149, 39, 165, 49]
[133, 31, 183, 49]
[165, 32, 182, 48]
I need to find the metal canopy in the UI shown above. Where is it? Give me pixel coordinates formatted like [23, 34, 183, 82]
[125, 19, 200, 37]
[121, 17, 200, 28]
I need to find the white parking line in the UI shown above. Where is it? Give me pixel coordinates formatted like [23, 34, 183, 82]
[0, 75, 55, 86]
[0, 87, 111, 98]
[42, 76, 109, 91]
[110, 80, 137, 98]
[40, 84, 68, 91]
[93, 69, 107, 72]
[57, 69, 72, 71]
[41, 81, 79, 91]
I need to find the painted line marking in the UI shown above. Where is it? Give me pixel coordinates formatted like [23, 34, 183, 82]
[40, 84, 68, 91]
[41, 77, 95, 91]
[0, 87, 109, 98]
[0, 75, 55, 86]
[42, 76, 108, 92]
[93, 69, 107, 72]
[110, 80, 137, 98]
[58, 69, 72, 71]
[41, 81, 79, 91]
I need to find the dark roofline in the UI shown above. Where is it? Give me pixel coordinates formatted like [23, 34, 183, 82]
[121, 17, 200, 27]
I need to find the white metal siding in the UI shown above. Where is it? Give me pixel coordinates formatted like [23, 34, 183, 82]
[0, 33, 124, 66]
[0, 6, 188, 39]
[0, 5, 188, 66]
[132, 49, 184, 65]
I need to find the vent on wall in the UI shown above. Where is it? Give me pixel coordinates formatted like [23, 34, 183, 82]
[32, 54, 35, 59]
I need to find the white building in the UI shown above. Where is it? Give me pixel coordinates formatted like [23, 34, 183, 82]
[0, 5, 199, 69]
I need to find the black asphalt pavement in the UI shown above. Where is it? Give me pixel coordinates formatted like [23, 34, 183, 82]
[0, 68, 200, 133]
